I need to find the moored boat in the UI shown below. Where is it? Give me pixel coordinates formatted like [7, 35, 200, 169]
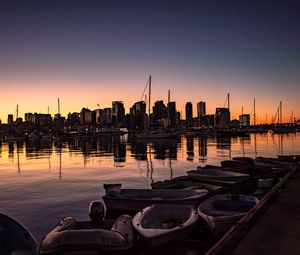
[187, 168, 250, 183]
[102, 187, 209, 213]
[151, 175, 222, 191]
[197, 194, 259, 239]
[39, 201, 134, 255]
[132, 204, 199, 247]
[0, 212, 38, 255]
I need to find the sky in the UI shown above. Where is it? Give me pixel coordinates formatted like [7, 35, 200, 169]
[0, 0, 299, 123]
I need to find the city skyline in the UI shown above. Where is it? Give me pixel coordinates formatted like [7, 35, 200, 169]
[1, 0, 299, 123]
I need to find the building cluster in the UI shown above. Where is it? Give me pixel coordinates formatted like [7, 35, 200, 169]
[185, 101, 250, 129]
[2, 100, 251, 132]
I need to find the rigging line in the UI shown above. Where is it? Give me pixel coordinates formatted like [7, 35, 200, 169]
[223, 96, 227, 108]
[140, 78, 149, 102]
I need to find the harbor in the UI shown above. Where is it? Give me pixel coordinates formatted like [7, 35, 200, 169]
[1, 1, 300, 254]
[1, 132, 300, 254]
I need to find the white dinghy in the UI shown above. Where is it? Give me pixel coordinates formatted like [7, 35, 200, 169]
[132, 204, 199, 247]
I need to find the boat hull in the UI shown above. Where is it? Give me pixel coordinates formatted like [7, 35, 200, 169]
[132, 204, 199, 247]
[197, 194, 259, 239]
[102, 189, 209, 214]
[0, 213, 38, 255]
[39, 215, 134, 255]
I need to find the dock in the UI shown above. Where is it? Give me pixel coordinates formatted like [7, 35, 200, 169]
[206, 162, 300, 255]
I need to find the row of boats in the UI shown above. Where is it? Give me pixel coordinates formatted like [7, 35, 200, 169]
[2, 155, 299, 255]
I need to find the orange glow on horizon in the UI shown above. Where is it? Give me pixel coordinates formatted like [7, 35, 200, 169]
[0, 76, 299, 124]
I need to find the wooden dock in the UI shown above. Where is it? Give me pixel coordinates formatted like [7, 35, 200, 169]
[205, 162, 300, 255]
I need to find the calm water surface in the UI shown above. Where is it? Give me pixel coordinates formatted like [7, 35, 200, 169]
[0, 133, 299, 242]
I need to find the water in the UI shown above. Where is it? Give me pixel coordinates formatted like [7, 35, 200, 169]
[0, 133, 299, 243]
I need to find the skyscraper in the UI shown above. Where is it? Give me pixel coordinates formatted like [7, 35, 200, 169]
[112, 101, 125, 126]
[185, 102, 193, 128]
[167, 101, 177, 128]
[215, 108, 230, 127]
[197, 101, 206, 117]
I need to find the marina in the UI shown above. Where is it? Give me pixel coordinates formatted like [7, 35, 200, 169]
[0, 132, 300, 254]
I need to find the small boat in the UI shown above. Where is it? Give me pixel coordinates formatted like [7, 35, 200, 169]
[151, 175, 222, 191]
[232, 157, 255, 165]
[0, 212, 38, 255]
[132, 204, 199, 247]
[187, 168, 250, 183]
[220, 161, 277, 179]
[220, 160, 253, 169]
[102, 187, 209, 213]
[39, 201, 134, 255]
[254, 157, 293, 169]
[197, 194, 259, 239]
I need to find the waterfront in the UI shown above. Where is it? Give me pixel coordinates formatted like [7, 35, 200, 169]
[0, 132, 300, 243]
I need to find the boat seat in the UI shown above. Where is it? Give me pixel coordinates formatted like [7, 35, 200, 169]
[203, 209, 246, 217]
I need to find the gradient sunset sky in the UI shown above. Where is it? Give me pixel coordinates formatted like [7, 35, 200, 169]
[0, 0, 299, 123]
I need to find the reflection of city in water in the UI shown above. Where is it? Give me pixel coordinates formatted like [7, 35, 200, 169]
[2, 133, 299, 177]
[0, 133, 300, 242]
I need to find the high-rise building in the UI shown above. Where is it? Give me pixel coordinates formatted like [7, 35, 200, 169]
[25, 113, 34, 123]
[130, 101, 146, 130]
[80, 108, 92, 125]
[215, 108, 230, 127]
[112, 101, 125, 126]
[102, 108, 112, 127]
[7, 114, 13, 125]
[152, 100, 167, 126]
[67, 112, 80, 126]
[167, 101, 177, 128]
[185, 102, 193, 127]
[197, 101, 206, 118]
[239, 114, 250, 127]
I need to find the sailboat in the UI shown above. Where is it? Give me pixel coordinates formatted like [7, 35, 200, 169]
[136, 75, 179, 140]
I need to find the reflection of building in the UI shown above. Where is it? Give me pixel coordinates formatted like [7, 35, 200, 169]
[239, 114, 250, 127]
[112, 101, 125, 127]
[215, 108, 230, 127]
[198, 136, 207, 162]
[130, 101, 146, 130]
[185, 102, 193, 128]
[186, 136, 194, 161]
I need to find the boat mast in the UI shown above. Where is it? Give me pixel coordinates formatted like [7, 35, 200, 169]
[58, 98, 61, 115]
[253, 98, 256, 126]
[148, 75, 151, 127]
[279, 101, 282, 124]
[227, 93, 230, 110]
[168, 89, 170, 126]
[16, 104, 19, 119]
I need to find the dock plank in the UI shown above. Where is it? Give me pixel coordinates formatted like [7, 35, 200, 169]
[230, 168, 300, 255]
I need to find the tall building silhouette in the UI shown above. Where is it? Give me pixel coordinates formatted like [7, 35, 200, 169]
[185, 102, 193, 128]
[215, 108, 230, 127]
[197, 101, 206, 117]
[112, 101, 125, 126]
